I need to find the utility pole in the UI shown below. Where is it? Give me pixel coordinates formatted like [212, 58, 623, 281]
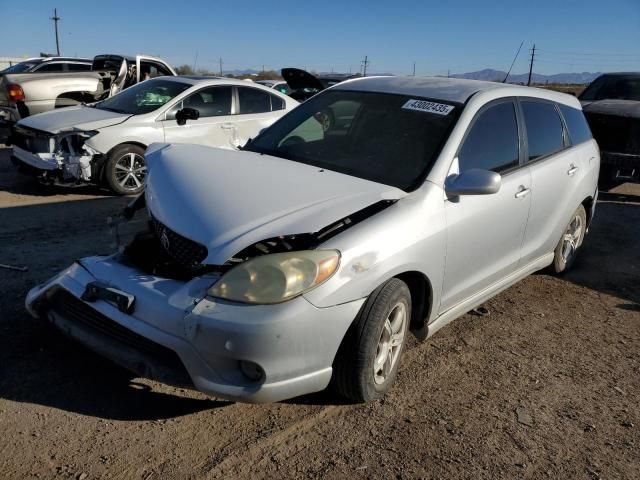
[50, 8, 61, 56]
[361, 55, 369, 77]
[412, 61, 416, 76]
[219, 57, 223, 76]
[447, 69, 450, 78]
[527, 44, 536, 86]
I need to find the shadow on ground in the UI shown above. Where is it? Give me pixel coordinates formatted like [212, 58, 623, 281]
[564, 190, 640, 306]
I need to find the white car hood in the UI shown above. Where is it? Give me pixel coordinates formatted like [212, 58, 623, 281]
[144, 143, 406, 265]
[17, 105, 131, 134]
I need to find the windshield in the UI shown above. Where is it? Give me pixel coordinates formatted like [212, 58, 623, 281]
[580, 75, 640, 101]
[2, 61, 39, 73]
[94, 79, 191, 115]
[245, 90, 461, 191]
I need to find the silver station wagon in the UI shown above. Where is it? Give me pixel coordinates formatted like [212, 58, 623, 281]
[26, 77, 599, 403]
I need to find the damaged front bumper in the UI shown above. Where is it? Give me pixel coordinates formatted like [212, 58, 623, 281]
[26, 256, 364, 403]
[11, 126, 101, 184]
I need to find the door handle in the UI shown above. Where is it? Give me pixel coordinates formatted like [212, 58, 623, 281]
[220, 123, 235, 130]
[567, 164, 579, 176]
[515, 186, 531, 199]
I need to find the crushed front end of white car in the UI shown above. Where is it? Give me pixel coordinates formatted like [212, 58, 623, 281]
[11, 126, 100, 183]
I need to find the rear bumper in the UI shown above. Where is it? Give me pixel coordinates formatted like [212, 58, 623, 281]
[0, 119, 14, 145]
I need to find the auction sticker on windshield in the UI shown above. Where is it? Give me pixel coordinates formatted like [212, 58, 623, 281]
[402, 99, 454, 115]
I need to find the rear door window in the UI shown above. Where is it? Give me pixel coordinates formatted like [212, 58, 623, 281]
[67, 63, 92, 71]
[34, 62, 66, 72]
[458, 101, 520, 173]
[238, 87, 272, 114]
[521, 101, 565, 161]
[558, 104, 592, 146]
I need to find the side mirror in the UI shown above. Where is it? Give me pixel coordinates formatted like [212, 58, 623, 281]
[176, 107, 200, 126]
[445, 168, 501, 196]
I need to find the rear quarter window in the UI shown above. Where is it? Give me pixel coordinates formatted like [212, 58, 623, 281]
[521, 101, 565, 161]
[558, 104, 592, 146]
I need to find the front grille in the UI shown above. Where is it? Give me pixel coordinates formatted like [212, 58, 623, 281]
[48, 289, 193, 387]
[585, 112, 640, 155]
[11, 126, 53, 153]
[50, 289, 170, 356]
[150, 214, 208, 267]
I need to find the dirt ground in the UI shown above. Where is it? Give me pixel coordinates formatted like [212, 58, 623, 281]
[0, 146, 638, 480]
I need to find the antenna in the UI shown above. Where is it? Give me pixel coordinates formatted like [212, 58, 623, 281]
[412, 61, 416, 76]
[50, 8, 61, 56]
[503, 41, 524, 83]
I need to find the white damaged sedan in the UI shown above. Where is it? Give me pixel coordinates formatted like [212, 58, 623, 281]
[26, 77, 599, 403]
[10, 76, 297, 194]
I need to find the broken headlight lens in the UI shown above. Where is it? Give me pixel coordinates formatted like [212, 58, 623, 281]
[208, 250, 340, 304]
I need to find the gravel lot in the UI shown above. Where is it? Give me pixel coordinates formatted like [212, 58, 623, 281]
[0, 146, 638, 479]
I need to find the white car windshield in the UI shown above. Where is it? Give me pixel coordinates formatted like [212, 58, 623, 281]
[94, 79, 191, 115]
[246, 90, 461, 191]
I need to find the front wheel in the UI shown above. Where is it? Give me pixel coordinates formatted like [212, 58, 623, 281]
[552, 204, 587, 274]
[332, 278, 411, 403]
[105, 144, 147, 195]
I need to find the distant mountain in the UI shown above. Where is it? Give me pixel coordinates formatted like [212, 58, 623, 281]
[450, 68, 601, 85]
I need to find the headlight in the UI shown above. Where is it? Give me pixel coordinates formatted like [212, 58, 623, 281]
[208, 250, 340, 304]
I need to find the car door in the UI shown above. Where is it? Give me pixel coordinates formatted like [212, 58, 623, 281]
[518, 99, 585, 264]
[162, 85, 238, 148]
[440, 99, 532, 312]
[232, 86, 288, 147]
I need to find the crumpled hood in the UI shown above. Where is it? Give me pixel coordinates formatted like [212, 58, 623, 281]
[17, 105, 131, 134]
[581, 99, 640, 118]
[144, 143, 406, 265]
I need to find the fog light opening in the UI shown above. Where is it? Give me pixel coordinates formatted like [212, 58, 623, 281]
[239, 360, 265, 382]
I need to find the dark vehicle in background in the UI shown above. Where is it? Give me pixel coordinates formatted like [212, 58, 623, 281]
[281, 68, 358, 101]
[579, 72, 640, 185]
[1, 57, 92, 74]
[281, 68, 360, 132]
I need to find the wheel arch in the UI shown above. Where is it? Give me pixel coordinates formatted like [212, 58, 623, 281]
[98, 141, 148, 182]
[581, 194, 595, 228]
[394, 271, 433, 337]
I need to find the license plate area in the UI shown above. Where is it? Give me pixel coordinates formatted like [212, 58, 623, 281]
[81, 281, 135, 314]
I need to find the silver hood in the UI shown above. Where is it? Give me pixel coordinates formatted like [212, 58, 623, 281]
[144, 143, 407, 265]
[17, 105, 131, 133]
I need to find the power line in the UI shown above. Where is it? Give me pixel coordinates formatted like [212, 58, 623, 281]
[50, 8, 61, 56]
[537, 49, 640, 57]
[361, 55, 370, 77]
[527, 44, 536, 86]
[503, 41, 524, 83]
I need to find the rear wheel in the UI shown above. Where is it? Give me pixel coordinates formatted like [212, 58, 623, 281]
[332, 278, 411, 403]
[105, 144, 147, 195]
[552, 205, 587, 274]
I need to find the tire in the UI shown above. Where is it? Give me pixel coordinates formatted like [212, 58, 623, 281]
[552, 204, 587, 274]
[332, 278, 411, 403]
[104, 144, 147, 195]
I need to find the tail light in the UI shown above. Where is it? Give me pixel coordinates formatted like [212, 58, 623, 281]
[7, 84, 25, 102]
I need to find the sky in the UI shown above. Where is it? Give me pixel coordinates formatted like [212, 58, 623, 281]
[1, 0, 639, 76]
